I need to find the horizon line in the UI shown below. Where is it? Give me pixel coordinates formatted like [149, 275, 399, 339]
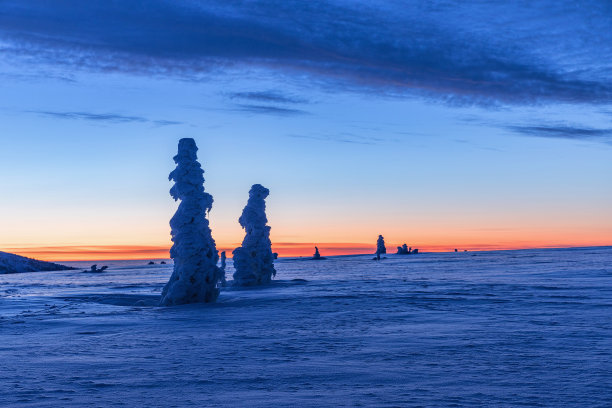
[3, 242, 611, 262]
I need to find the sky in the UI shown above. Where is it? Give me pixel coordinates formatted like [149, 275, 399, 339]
[0, 0, 611, 261]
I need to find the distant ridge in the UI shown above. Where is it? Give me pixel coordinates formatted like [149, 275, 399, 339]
[0, 251, 75, 274]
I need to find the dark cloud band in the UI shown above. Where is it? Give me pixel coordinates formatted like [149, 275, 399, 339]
[2, 0, 611, 105]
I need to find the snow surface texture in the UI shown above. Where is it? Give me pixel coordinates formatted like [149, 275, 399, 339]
[376, 235, 386, 254]
[0, 251, 73, 274]
[232, 184, 276, 286]
[1, 247, 611, 407]
[160, 138, 222, 305]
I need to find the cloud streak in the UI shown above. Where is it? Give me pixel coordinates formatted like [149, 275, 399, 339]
[228, 91, 308, 104]
[28, 110, 183, 126]
[1, 0, 611, 105]
[232, 104, 308, 116]
[288, 132, 388, 145]
[506, 124, 612, 144]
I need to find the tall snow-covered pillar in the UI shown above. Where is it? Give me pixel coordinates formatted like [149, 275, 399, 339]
[232, 184, 276, 286]
[376, 235, 387, 255]
[219, 251, 227, 286]
[160, 138, 223, 305]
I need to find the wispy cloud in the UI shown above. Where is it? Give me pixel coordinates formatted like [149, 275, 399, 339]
[28, 110, 184, 126]
[232, 104, 308, 116]
[453, 138, 504, 152]
[505, 124, 612, 144]
[2, 1, 611, 105]
[226, 90, 309, 116]
[152, 119, 184, 127]
[0, 71, 76, 83]
[228, 91, 308, 104]
[288, 132, 387, 145]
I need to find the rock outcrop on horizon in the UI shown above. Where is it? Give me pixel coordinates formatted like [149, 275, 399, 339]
[83, 264, 108, 273]
[160, 138, 223, 306]
[232, 184, 276, 286]
[396, 244, 419, 255]
[0, 251, 75, 274]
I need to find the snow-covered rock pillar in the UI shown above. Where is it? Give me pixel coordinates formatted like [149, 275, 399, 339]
[376, 235, 386, 254]
[160, 138, 223, 305]
[232, 184, 276, 286]
[219, 251, 227, 286]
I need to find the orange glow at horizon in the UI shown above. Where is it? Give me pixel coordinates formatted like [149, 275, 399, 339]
[4, 238, 610, 262]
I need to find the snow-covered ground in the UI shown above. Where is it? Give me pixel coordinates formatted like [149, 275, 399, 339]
[1, 247, 611, 407]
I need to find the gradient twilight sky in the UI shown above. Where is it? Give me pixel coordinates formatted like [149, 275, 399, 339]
[0, 0, 611, 260]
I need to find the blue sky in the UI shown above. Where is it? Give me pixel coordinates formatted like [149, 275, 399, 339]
[0, 0, 610, 259]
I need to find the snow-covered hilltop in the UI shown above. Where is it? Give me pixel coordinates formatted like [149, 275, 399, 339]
[0, 251, 74, 274]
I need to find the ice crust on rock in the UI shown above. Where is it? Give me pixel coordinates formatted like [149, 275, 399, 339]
[160, 138, 223, 306]
[232, 184, 276, 286]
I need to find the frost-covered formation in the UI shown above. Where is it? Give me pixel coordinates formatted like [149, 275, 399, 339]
[232, 184, 276, 286]
[396, 244, 419, 255]
[84, 264, 108, 273]
[160, 138, 223, 306]
[219, 251, 227, 286]
[312, 246, 326, 260]
[397, 244, 410, 254]
[0, 251, 74, 274]
[376, 235, 386, 254]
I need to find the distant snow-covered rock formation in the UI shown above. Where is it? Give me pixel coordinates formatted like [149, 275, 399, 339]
[312, 246, 326, 260]
[396, 244, 419, 255]
[0, 251, 74, 274]
[160, 138, 223, 306]
[374, 235, 386, 260]
[83, 264, 108, 273]
[232, 184, 276, 286]
[397, 244, 410, 254]
[376, 235, 386, 255]
[219, 251, 227, 286]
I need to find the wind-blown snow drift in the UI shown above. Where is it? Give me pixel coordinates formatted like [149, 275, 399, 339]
[160, 138, 223, 305]
[232, 184, 276, 286]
